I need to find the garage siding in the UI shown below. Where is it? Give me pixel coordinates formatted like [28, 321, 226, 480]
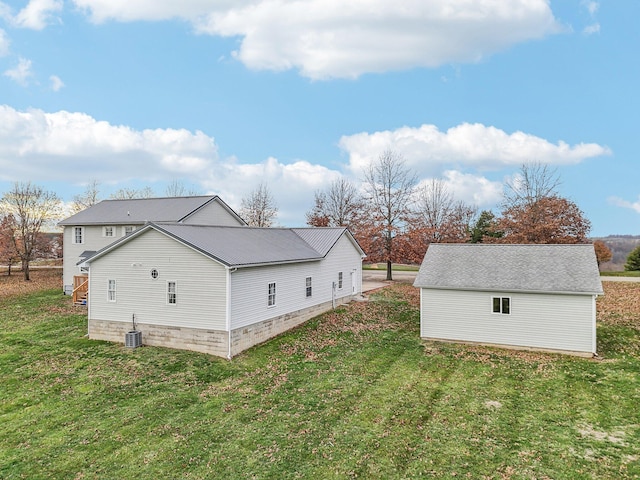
[420, 288, 595, 354]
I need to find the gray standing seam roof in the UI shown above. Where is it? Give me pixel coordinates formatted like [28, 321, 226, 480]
[87, 223, 354, 268]
[58, 195, 225, 226]
[413, 244, 603, 295]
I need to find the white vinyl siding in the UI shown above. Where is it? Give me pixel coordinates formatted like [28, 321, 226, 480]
[63, 225, 133, 291]
[229, 234, 362, 330]
[182, 200, 245, 226]
[89, 229, 227, 331]
[420, 289, 595, 354]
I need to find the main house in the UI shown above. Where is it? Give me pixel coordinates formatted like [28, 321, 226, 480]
[84, 223, 365, 358]
[414, 244, 603, 357]
[58, 196, 246, 296]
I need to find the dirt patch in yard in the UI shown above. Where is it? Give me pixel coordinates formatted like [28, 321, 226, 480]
[598, 281, 640, 328]
[0, 268, 62, 300]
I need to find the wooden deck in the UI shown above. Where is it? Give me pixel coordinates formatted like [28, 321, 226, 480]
[72, 275, 88, 306]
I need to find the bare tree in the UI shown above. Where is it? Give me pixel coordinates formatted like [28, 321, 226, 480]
[415, 179, 477, 243]
[0, 182, 61, 280]
[240, 183, 278, 227]
[363, 150, 418, 280]
[306, 178, 364, 229]
[503, 162, 561, 209]
[71, 180, 101, 214]
[0, 214, 18, 275]
[165, 180, 201, 197]
[110, 186, 156, 200]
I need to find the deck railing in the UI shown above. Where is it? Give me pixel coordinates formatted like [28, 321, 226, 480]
[72, 275, 89, 306]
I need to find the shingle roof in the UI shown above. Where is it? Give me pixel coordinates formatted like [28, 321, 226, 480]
[413, 244, 603, 295]
[58, 195, 239, 226]
[87, 223, 357, 268]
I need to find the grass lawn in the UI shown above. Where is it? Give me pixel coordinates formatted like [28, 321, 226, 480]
[1, 271, 639, 479]
[601, 270, 640, 277]
[363, 263, 420, 272]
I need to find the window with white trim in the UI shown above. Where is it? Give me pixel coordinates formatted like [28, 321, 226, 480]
[107, 279, 116, 302]
[492, 296, 510, 315]
[123, 226, 135, 236]
[73, 227, 84, 244]
[305, 277, 312, 297]
[268, 282, 276, 306]
[167, 281, 177, 305]
[338, 272, 343, 289]
[103, 226, 115, 237]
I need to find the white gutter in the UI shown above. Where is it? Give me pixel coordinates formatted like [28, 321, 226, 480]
[592, 294, 598, 356]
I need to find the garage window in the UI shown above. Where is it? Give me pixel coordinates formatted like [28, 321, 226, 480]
[492, 296, 510, 315]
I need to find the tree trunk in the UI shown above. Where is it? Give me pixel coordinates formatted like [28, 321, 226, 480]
[6, 263, 11, 276]
[386, 260, 393, 281]
[23, 260, 30, 281]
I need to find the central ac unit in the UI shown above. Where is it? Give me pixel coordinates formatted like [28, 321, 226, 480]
[125, 330, 142, 348]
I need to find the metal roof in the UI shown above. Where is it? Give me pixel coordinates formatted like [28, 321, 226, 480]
[413, 244, 603, 295]
[291, 227, 359, 256]
[58, 195, 243, 226]
[88, 223, 360, 268]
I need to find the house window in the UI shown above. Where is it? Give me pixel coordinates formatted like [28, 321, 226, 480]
[167, 281, 177, 305]
[150, 269, 159, 280]
[338, 272, 343, 289]
[268, 282, 276, 307]
[306, 277, 312, 297]
[103, 226, 114, 237]
[492, 296, 510, 315]
[73, 227, 84, 244]
[107, 280, 116, 302]
[123, 226, 135, 236]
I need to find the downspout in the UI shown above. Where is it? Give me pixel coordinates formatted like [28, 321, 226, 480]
[226, 267, 237, 360]
[332, 281, 336, 309]
[592, 294, 598, 357]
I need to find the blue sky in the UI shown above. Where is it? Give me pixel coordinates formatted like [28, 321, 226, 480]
[0, 0, 638, 236]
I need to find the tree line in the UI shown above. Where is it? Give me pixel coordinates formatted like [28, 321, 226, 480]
[0, 153, 622, 281]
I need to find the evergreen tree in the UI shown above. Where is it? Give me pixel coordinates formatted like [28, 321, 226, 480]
[624, 244, 640, 271]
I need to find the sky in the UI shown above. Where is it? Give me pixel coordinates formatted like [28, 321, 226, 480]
[0, 0, 638, 237]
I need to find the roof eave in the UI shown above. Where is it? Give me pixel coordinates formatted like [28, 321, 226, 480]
[414, 285, 604, 296]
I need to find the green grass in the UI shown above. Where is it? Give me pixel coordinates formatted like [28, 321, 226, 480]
[363, 263, 420, 272]
[601, 270, 640, 277]
[1, 286, 639, 479]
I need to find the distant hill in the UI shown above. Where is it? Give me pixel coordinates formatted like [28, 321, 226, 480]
[593, 235, 640, 271]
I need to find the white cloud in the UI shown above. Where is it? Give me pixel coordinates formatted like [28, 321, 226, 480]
[582, 1, 599, 16]
[0, 28, 9, 57]
[439, 170, 503, 207]
[0, 105, 216, 183]
[609, 196, 640, 214]
[49, 74, 64, 91]
[73, 0, 563, 80]
[3, 57, 33, 86]
[72, 0, 231, 23]
[0, 105, 341, 226]
[13, 0, 63, 30]
[583, 23, 600, 35]
[339, 123, 612, 175]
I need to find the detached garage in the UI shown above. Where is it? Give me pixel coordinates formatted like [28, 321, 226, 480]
[413, 244, 603, 357]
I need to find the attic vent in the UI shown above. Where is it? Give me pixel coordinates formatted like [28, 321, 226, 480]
[150, 269, 159, 279]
